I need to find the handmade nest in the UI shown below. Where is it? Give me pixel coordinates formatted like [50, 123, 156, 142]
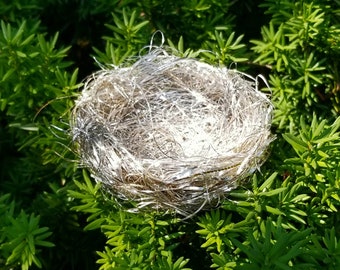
[71, 48, 273, 216]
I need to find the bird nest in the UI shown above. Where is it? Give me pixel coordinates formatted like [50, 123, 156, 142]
[71, 48, 274, 217]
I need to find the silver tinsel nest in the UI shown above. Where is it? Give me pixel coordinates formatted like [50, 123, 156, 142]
[71, 48, 274, 217]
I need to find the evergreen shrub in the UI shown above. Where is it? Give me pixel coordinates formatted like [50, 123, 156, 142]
[0, 0, 339, 269]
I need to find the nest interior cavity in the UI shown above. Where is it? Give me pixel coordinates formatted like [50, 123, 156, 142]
[71, 48, 274, 216]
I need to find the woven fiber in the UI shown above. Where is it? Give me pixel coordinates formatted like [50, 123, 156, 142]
[71, 48, 274, 216]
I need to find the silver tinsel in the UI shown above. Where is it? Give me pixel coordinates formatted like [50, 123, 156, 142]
[71, 48, 274, 217]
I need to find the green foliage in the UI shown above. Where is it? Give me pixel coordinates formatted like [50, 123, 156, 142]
[308, 228, 340, 269]
[93, 0, 248, 68]
[0, 194, 54, 270]
[93, 8, 150, 67]
[283, 115, 340, 226]
[0, 4, 91, 269]
[202, 31, 248, 65]
[0, 0, 339, 269]
[69, 171, 190, 270]
[231, 219, 313, 269]
[135, 0, 236, 50]
[252, 0, 340, 129]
